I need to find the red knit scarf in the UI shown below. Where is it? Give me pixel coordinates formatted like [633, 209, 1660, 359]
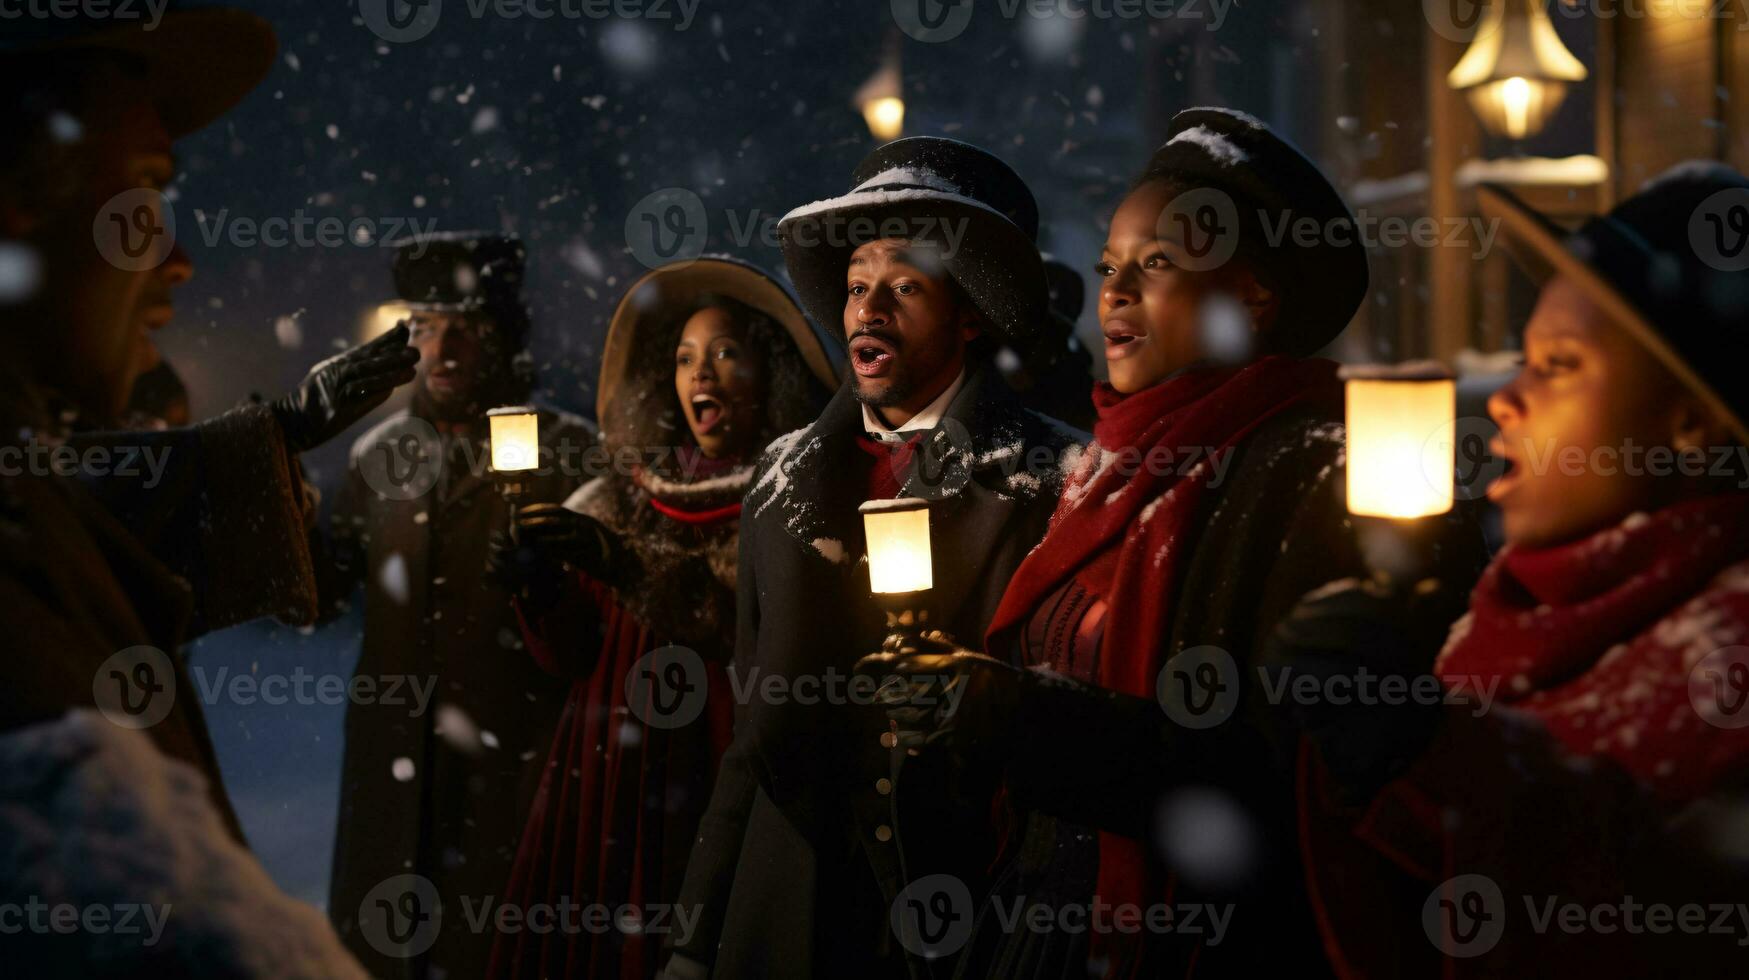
[985, 355, 1342, 944]
[1436, 492, 1749, 800]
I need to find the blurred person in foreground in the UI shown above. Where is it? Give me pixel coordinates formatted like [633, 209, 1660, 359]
[0, 7, 418, 977]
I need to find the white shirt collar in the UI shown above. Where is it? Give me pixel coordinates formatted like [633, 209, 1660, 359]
[860, 369, 967, 443]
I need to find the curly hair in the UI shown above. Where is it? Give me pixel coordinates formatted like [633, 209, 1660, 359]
[602, 293, 827, 469]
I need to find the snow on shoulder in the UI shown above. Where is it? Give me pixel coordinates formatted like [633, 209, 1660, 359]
[0, 711, 367, 979]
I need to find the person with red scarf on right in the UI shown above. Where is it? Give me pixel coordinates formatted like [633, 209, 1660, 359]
[1272, 163, 1749, 977]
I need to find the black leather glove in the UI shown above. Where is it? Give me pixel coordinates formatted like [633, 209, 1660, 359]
[269, 322, 420, 453]
[486, 503, 622, 612]
[1261, 576, 1466, 804]
[855, 630, 1025, 755]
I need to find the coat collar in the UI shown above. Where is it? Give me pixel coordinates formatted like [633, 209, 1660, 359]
[746, 362, 1076, 621]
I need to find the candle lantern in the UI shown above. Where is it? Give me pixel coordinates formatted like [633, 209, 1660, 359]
[861, 497, 933, 633]
[1342, 363, 1457, 521]
[487, 405, 541, 505]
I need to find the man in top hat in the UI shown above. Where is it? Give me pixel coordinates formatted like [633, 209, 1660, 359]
[666, 137, 1084, 979]
[318, 232, 596, 980]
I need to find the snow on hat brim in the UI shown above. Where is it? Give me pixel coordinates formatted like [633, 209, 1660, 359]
[11, 9, 275, 140]
[596, 255, 840, 423]
[778, 174, 1049, 349]
[1144, 107, 1369, 355]
[1479, 182, 1749, 445]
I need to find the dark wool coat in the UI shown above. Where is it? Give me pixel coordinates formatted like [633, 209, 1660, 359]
[960, 405, 1489, 979]
[0, 387, 319, 843]
[321, 406, 596, 980]
[670, 365, 1085, 979]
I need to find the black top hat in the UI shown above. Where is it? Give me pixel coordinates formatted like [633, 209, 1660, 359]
[778, 136, 1048, 347]
[1481, 162, 1749, 443]
[0, 6, 275, 141]
[392, 232, 527, 312]
[1143, 107, 1369, 356]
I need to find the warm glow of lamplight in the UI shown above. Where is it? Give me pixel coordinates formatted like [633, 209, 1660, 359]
[488, 407, 540, 473]
[363, 302, 411, 342]
[861, 498, 933, 595]
[1445, 0, 1586, 141]
[862, 97, 905, 142]
[1344, 372, 1456, 520]
[1501, 75, 1531, 138]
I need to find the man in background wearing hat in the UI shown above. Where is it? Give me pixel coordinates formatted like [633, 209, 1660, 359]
[666, 137, 1083, 979]
[317, 232, 596, 980]
[0, 7, 418, 976]
[996, 255, 1097, 431]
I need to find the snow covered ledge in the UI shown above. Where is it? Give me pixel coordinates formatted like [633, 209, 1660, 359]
[0, 711, 366, 979]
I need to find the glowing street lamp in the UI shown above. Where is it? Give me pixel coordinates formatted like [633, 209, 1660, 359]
[861, 497, 933, 631]
[855, 58, 905, 142]
[487, 404, 540, 503]
[1446, 0, 1588, 141]
[1342, 363, 1457, 521]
